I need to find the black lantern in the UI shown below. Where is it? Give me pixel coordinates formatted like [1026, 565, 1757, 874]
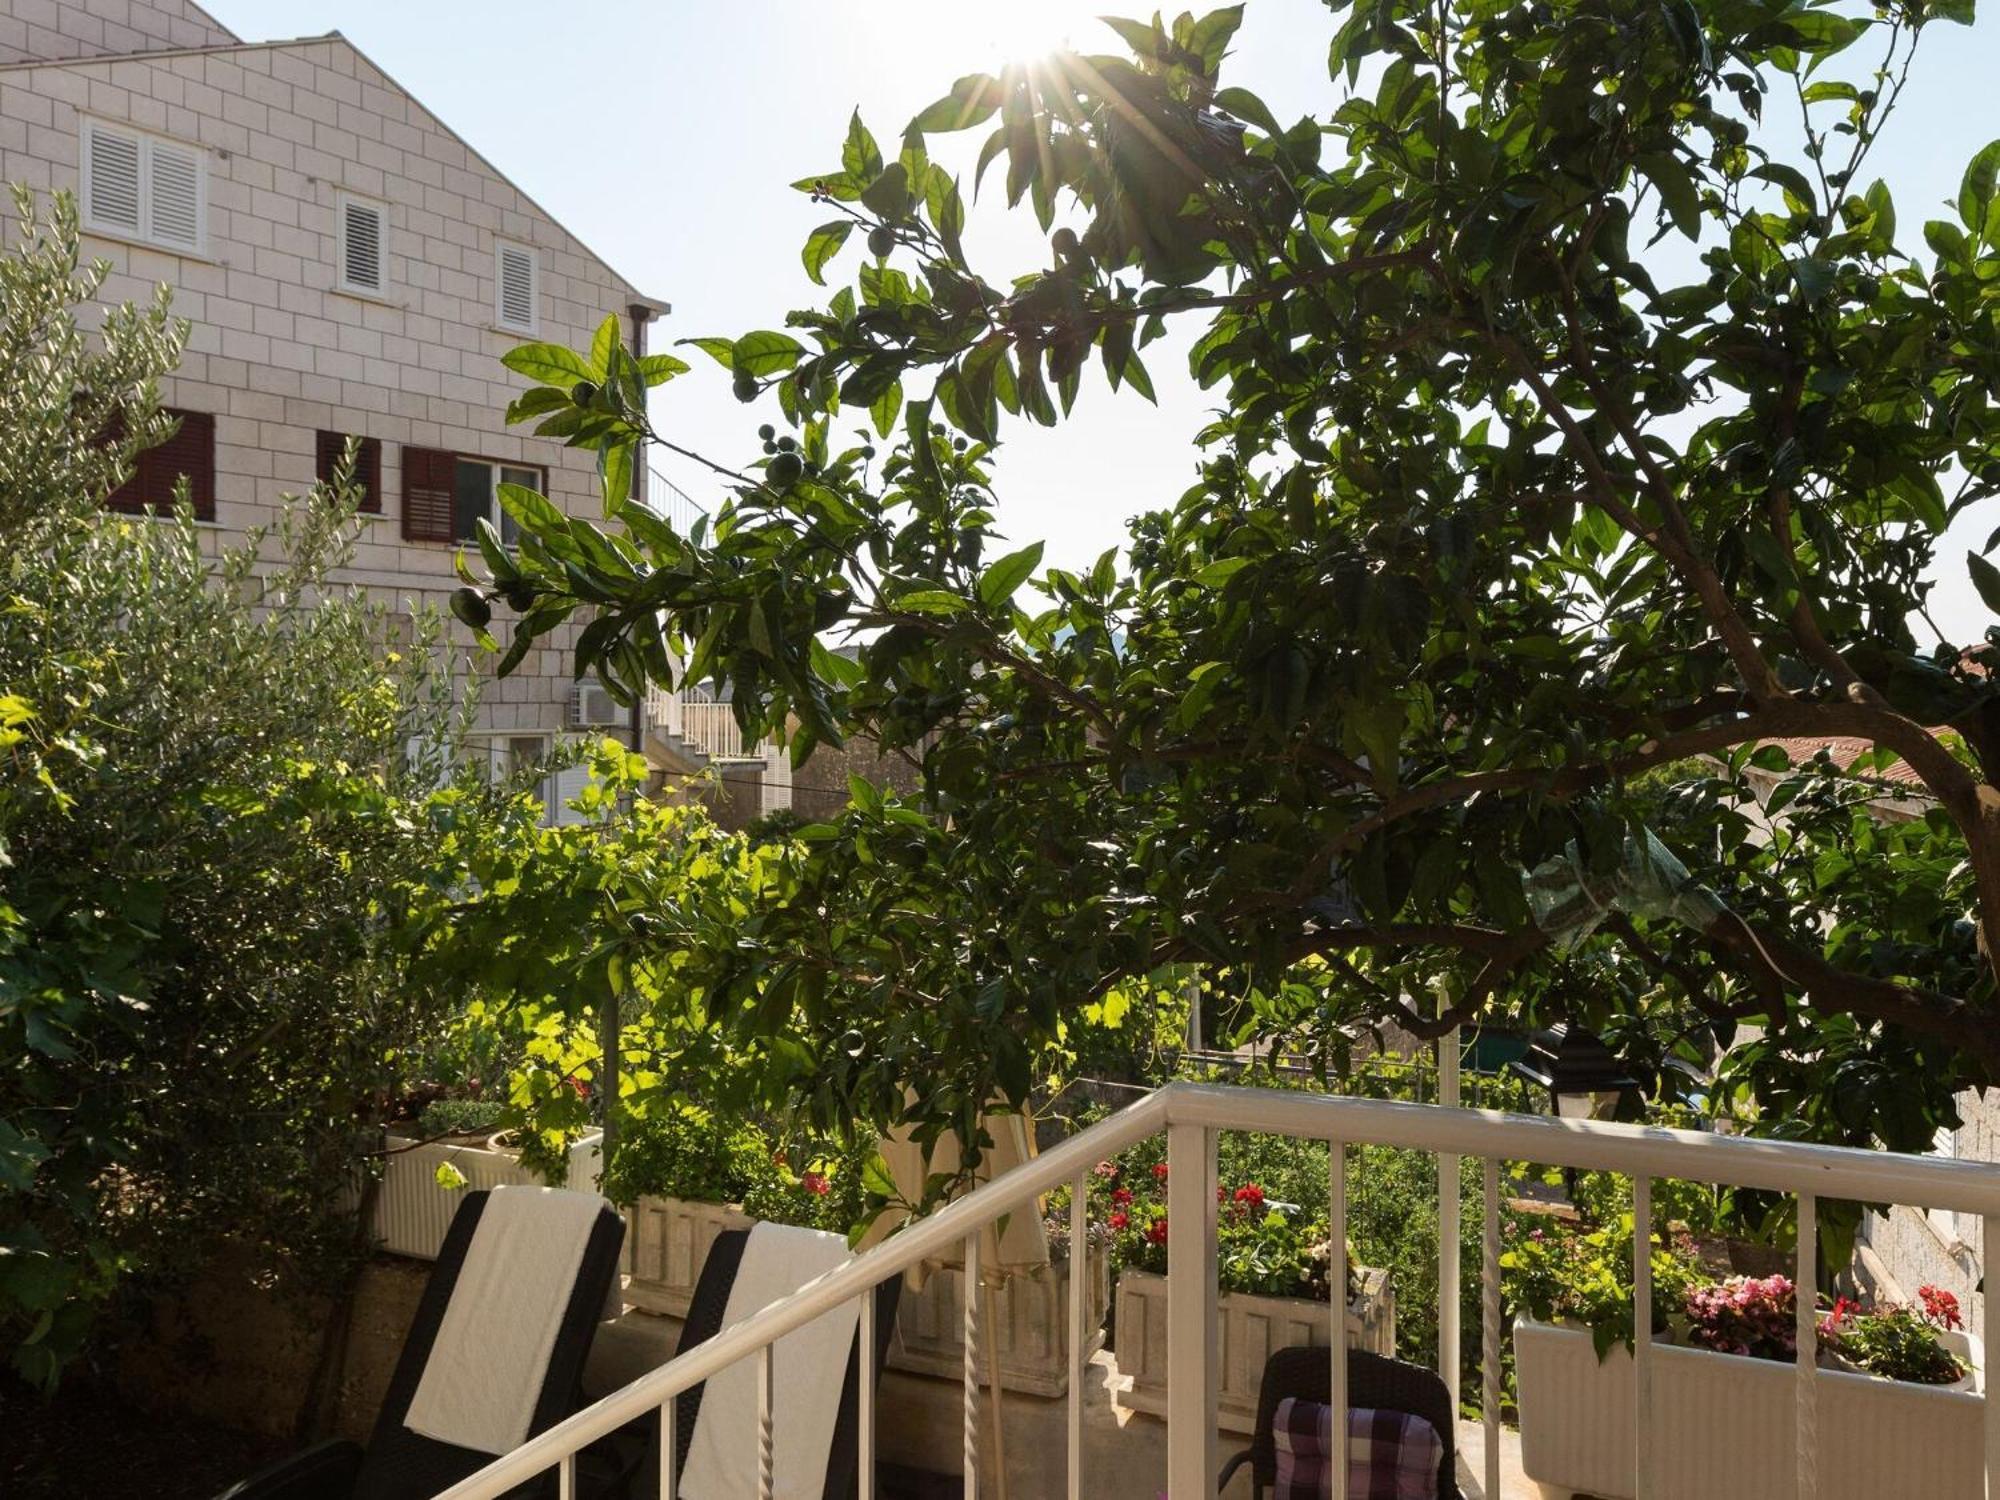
[1508, 1023, 1642, 1122]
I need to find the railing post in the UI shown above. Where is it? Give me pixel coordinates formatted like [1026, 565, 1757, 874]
[860, 1288, 876, 1500]
[1633, 1174, 1653, 1500]
[1986, 1214, 1998, 1500]
[1437, 992, 1462, 1414]
[1167, 1118, 1219, 1500]
[1068, 1171, 1087, 1500]
[1483, 1157, 1501, 1500]
[1796, 1193, 1817, 1500]
[1329, 1140, 1348, 1500]
[963, 1233, 982, 1500]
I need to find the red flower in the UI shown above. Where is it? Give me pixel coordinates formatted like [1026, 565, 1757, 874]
[1216, 1185, 1227, 1204]
[1920, 1284, 1964, 1331]
[1152, 1163, 1170, 1182]
[1233, 1184, 1265, 1211]
[800, 1171, 830, 1196]
[1111, 1187, 1134, 1207]
[1108, 1211, 1130, 1231]
[1146, 1216, 1170, 1245]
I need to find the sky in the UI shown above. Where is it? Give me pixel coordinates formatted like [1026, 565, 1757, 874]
[208, 0, 2000, 643]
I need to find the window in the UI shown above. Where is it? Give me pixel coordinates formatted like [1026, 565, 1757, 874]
[337, 194, 387, 296]
[494, 239, 537, 333]
[82, 118, 204, 253]
[400, 445, 543, 544]
[107, 408, 214, 519]
[315, 431, 382, 513]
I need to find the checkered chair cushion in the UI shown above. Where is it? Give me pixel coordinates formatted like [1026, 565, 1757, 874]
[1270, 1398, 1445, 1500]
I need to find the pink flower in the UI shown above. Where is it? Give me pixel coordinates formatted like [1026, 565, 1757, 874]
[1094, 1160, 1119, 1180]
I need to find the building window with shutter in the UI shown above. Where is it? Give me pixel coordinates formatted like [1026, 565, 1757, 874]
[107, 409, 215, 520]
[494, 240, 538, 334]
[401, 445, 544, 544]
[81, 118, 205, 254]
[336, 193, 388, 296]
[315, 431, 382, 513]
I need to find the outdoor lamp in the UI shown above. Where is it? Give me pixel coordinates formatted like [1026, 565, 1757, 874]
[1508, 1023, 1642, 1122]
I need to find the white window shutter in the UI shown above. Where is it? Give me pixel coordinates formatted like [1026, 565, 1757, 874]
[145, 138, 202, 250]
[340, 197, 385, 292]
[84, 122, 142, 236]
[496, 242, 536, 332]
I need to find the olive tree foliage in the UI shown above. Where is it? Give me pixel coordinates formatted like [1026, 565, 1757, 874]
[0, 193, 494, 1387]
[464, 0, 2000, 1159]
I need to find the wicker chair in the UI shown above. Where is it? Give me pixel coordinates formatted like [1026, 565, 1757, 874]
[1216, 1347, 1460, 1500]
[216, 1189, 626, 1500]
[626, 1228, 902, 1500]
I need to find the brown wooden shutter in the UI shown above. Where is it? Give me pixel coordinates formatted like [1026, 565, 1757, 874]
[401, 446, 456, 542]
[316, 430, 382, 513]
[107, 408, 214, 520]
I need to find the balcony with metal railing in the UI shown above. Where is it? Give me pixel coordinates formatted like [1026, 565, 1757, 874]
[435, 1079, 2000, 1500]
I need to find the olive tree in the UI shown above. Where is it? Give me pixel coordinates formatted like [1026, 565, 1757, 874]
[0, 193, 498, 1389]
[463, 0, 2000, 1162]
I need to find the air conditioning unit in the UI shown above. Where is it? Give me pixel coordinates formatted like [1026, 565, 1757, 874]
[568, 679, 624, 728]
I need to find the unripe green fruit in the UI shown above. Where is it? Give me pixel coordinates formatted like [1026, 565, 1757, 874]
[501, 582, 536, 612]
[450, 586, 492, 630]
[768, 451, 804, 488]
[571, 379, 599, 407]
[868, 226, 896, 258]
[777, 434, 797, 452]
[732, 372, 758, 402]
[763, 440, 778, 455]
[757, 423, 776, 441]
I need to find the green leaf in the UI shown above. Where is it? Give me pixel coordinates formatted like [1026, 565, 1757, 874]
[636, 353, 690, 385]
[588, 315, 621, 378]
[1969, 552, 2000, 617]
[1214, 86, 1283, 139]
[1960, 140, 2000, 237]
[731, 331, 807, 378]
[682, 336, 738, 371]
[1196, 556, 1254, 586]
[1635, 153, 1701, 240]
[977, 542, 1043, 610]
[498, 481, 567, 537]
[860, 163, 912, 221]
[598, 441, 635, 514]
[434, 1161, 468, 1191]
[869, 378, 903, 440]
[501, 342, 595, 386]
[842, 111, 883, 185]
[908, 74, 1002, 135]
[802, 220, 852, 285]
[892, 589, 970, 617]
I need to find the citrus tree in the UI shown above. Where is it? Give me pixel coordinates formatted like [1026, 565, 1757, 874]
[463, 0, 2000, 1160]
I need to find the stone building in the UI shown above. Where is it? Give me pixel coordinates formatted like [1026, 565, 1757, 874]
[0, 0, 791, 817]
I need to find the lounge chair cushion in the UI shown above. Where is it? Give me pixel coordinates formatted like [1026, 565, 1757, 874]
[1271, 1398, 1445, 1500]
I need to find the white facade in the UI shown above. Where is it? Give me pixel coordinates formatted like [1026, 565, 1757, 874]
[0, 0, 675, 812]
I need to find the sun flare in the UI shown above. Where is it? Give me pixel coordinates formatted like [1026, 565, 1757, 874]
[941, 0, 1107, 64]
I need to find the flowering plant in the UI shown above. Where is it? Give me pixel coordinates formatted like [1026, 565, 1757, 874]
[1050, 1158, 1351, 1301]
[1500, 1216, 1703, 1359]
[1683, 1274, 1797, 1361]
[1819, 1286, 1967, 1385]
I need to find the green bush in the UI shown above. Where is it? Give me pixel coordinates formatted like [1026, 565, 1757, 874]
[0, 192, 509, 1388]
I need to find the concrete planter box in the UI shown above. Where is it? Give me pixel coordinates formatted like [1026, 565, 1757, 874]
[373, 1130, 604, 1261]
[621, 1195, 757, 1318]
[1114, 1265, 1396, 1433]
[1514, 1316, 1985, 1500]
[887, 1246, 1113, 1397]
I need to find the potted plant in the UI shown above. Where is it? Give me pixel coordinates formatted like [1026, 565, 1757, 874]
[375, 1096, 604, 1260]
[1107, 1161, 1396, 1433]
[1510, 1221, 1985, 1500]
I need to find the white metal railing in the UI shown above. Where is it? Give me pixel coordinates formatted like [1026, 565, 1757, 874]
[433, 1080, 2000, 1500]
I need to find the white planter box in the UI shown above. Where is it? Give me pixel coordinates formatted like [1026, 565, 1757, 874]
[373, 1131, 604, 1261]
[1514, 1316, 1985, 1500]
[1114, 1265, 1396, 1433]
[621, 1195, 757, 1318]
[887, 1246, 1113, 1397]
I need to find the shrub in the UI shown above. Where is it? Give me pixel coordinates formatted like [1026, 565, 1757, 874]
[0, 192, 503, 1388]
[414, 1099, 506, 1141]
[1820, 1289, 1966, 1385]
[600, 1103, 872, 1237]
[1502, 1217, 1705, 1360]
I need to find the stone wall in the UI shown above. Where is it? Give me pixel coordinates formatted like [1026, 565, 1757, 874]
[0, 0, 235, 66]
[1857, 1083, 1994, 1330]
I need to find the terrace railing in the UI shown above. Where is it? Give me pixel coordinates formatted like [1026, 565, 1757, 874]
[433, 1079, 2000, 1500]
